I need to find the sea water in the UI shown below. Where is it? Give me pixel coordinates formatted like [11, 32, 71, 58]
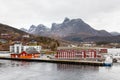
[0, 60, 120, 80]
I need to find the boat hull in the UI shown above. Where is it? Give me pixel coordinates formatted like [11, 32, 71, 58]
[103, 63, 112, 66]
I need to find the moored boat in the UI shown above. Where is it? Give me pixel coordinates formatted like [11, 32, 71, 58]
[104, 56, 113, 66]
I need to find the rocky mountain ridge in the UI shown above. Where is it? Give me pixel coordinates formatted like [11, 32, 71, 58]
[21, 18, 120, 42]
[110, 32, 120, 36]
[21, 18, 111, 38]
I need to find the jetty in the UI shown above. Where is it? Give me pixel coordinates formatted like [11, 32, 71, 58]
[0, 57, 104, 66]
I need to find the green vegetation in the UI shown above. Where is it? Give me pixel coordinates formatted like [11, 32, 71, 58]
[35, 36, 60, 51]
[63, 36, 83, 42]
[96, 41, 110, 45]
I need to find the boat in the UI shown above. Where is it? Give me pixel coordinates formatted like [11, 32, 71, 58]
[104, 55, 113, 66]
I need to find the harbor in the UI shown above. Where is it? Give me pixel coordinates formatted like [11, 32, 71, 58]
[1, 1, 120, 80]
[0, 42, 114, 66]
[0, 43, 118, 66]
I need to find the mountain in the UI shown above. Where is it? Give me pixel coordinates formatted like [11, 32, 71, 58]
[110, 32, 120, 36]
[0, 23, 60, 51]
[27, 24, 50, 36]
[51, 18, 111, 38]
[0, 23, 28, 50]
[22, 17, 113, 42]
[20, 28, 28, 32]
[0, 23, 27, 35]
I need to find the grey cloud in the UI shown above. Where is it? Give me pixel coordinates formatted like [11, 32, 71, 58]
[0, 0, 120, 32]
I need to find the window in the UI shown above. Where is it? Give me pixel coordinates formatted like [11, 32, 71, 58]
[17, 46, 19, 53]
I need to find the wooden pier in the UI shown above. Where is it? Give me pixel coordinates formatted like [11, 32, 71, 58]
[0, 57, 104, 66]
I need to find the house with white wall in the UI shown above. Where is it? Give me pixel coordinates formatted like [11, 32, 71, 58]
[10, 43, 41, 54]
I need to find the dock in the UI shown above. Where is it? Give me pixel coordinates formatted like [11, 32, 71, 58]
[0, 57, 104, 66]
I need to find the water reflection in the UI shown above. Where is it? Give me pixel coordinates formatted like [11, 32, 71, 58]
[0, 60, 32, 68]
[10, 61, 31, 67]
[0, 60, 120, 80]
[57, 63, 99, 71]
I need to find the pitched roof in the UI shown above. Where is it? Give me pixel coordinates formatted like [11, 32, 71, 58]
[26, 47, 39, 54]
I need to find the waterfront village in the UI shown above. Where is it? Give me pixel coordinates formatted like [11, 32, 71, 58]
[0, 33, 120, 66]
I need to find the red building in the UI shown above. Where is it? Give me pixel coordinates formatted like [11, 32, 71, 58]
[0, 33, 11, 38]
[99, 49, 107, 53]
[55, 49, 102, 59]
[11, 51, 40, 59]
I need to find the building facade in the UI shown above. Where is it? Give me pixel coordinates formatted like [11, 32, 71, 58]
[55, 49, 106, 60]
[10, 43, 41, 54]
[11, 51, 40, 59]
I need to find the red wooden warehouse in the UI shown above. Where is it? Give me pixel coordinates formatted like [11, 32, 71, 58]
[11, 51, 40, 59]
[55, 49, 103, 59]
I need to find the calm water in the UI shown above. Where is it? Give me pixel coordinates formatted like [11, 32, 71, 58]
[0, 60, 120, 80]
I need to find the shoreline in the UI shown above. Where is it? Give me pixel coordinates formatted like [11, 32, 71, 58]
[0, 57, 104, 66]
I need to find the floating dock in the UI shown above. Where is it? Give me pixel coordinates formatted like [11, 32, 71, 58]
[0, 57, 105, 66]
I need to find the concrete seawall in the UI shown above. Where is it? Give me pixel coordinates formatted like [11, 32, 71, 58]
[0, 57, 104, 66]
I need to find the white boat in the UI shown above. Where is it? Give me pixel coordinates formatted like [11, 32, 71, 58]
[104, 55, 113, 66]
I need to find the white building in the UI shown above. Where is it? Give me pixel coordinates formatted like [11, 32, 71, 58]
[22, 35, 30, 38]
[107, 48, 120, 54]
[10, 43, 41, 54]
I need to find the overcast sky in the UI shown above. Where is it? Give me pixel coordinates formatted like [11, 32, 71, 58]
[0, 0, 120, 32]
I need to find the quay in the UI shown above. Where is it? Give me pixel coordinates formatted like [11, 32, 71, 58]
[0, 57, 104, 66]
[0, 43, 113, 66]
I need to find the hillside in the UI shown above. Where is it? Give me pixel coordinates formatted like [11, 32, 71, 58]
[0, 23, 28, 35]
[0, 23, 59, 51]
[83, 35, 120, 42]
